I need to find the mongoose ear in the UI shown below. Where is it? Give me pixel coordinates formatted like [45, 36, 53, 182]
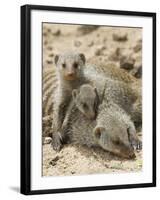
[79, 53, 86, 64]
[72, 89, 78, 99]
[54, 55, 59, 65]
[94, 126, 105, 140]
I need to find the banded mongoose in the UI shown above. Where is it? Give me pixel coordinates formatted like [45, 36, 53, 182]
[51, 52, 141, 151]
[60, 84, 99, 136]
[52, 52, 87, 151]
[61, 84, 141, 151]
[60, 92, 141, 158]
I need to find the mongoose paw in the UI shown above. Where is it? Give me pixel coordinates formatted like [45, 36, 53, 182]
[52, 132, 63, 152]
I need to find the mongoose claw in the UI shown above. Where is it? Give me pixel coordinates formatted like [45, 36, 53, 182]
[130, 138, 142, 151]
[52, 132, 63, 152]
[136, 140, 142, 151]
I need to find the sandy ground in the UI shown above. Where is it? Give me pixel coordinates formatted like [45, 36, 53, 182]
[43, 143, 142, 176]
[42, 23, 142, 176]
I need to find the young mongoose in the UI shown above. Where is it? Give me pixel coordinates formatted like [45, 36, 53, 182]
[52, 52, 87, 151]
[60, 84, 99, 136]
[63, 84, 141, 157]
[94, 101, 142, 152]
[61, 92, 140, 158]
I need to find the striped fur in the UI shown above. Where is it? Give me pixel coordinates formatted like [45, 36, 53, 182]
[42, 64, 141, 137]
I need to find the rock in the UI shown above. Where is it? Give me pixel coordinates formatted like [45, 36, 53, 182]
[46, 60, 53, 64]
[43, 32, 47, 37]
[47, 46, 53, 51]
[77, 25, 99, 36]
[134, 67, 142, 78]
[113, 33, 128, 42]
[74, 40, 82, 47]
[133, 43, 142, 53]
[47, 28, 51, 33]
[131, 60, 142, 78]
[49, 53, 54, 57]
[109, 47, 122, 61]
[44, 40, 48, 45]
[120, 56, 135, 70]
[133, 39, 142, 53]
[49, 156, 60, 166]
[88, 41, 94, 47]
[52, 29, 61, 36]
[94, 46, 106, 56]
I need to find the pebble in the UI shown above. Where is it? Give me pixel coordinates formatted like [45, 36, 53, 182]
[47, 46, 53, 51]
[94, 46, 106, 56]
[48, 53, 54, 57]
[120, 56, 135, 70]
[43, 32, 47, 37]
[131, 60, 142, 78]
[49, 156, 60, 166]
[131, 67, 142, 78]
[133, 43, 142, 53]
[74, 40, 82, 47]
[52, 29, 61, 36]
[77, 25, 99, 36]
[109, 47, 122, 61]
[47, 28, 51, 33]
[88, 41, 94, 47]
[113, 33, 128, 42]
[46, 60, 53, 64]
[44, 40, 48, 45]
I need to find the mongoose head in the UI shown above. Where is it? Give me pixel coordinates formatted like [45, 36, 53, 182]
[54, 52, 85, 81]
[94, 124, 136, 159]
[72, 84, 99, 120]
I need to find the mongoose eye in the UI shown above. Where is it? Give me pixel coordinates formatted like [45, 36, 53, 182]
[82, 103, 88, 109]
[62, 63, 66, 68]
[73, 62, 78, 69]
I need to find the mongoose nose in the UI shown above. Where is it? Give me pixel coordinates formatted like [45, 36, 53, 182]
[67, 72, 75, 76]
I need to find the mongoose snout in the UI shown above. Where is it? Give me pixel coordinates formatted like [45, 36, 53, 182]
[93, 125, 136, 159]
[65, 69, 78, 80]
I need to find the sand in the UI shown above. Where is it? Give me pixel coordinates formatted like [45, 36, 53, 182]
[42, 23, 142, 177]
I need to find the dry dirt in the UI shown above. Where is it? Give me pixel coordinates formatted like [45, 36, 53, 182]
[42, 23, 142, 177]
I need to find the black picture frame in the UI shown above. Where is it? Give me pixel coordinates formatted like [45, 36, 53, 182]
[20, 4, 156, 195]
